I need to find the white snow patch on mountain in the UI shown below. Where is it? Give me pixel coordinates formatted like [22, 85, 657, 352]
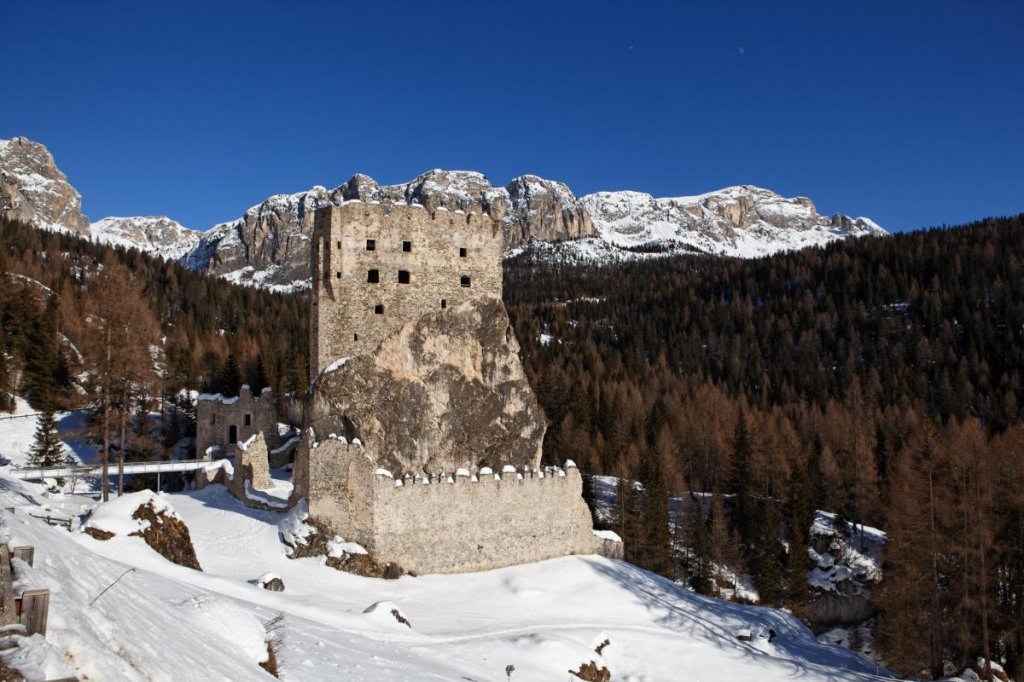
[579, 185, 888, 261]
[90, 216, 202, 260]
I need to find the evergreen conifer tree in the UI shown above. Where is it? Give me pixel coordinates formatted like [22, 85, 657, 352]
[640, 460, 675, 579]
[729, 413, 757, 548]
[219, 354, 243, 397]
[28, 409, 66, 470]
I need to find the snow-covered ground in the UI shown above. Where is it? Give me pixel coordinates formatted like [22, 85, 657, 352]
[0, 406, 892, 680]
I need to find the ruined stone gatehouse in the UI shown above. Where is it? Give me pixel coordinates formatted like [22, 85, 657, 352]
[310, 202, 503, 378]
[195, 385, 279, 458]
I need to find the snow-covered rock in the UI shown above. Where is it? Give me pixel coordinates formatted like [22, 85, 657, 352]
[580, 184, 887, 259]
[90, 216, 201, 260]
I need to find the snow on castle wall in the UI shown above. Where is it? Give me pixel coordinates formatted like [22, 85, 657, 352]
[195, 385, 278, 458]
[305, 437, 606, 574]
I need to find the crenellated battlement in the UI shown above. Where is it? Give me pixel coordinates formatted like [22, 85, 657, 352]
[302, 434, 604, 574]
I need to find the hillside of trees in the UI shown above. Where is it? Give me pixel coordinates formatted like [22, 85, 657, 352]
[506, 214, 1024, 678]
[0, 218, 309, 495]
[4, 212, 1024, 676]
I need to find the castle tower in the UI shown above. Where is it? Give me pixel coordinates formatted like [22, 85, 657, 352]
[310, 202, 503, 379]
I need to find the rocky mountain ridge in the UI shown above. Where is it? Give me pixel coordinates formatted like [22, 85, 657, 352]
[0, 137, 90, 235]
[0, 137, 889, 291]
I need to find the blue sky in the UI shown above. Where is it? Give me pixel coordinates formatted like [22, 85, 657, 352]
[2, 0, 1021, 232]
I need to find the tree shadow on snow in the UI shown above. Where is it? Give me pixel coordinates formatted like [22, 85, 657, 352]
[582, 557, 891, 681]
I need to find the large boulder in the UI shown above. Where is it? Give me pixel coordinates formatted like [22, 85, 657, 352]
[307, 298, 544, 474]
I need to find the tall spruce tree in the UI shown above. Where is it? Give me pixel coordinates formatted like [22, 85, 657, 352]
[639, 460, 674, 579]
[28, 409, 65, 470]
[729, 413, 757, 548]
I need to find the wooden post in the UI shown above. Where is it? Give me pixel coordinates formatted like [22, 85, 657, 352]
[19, 589, 49, 636]
[0, 545, 15, 626]
[11, 547, 34, 567]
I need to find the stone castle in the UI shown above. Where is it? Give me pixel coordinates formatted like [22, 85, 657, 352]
[197, 200, 618, 573]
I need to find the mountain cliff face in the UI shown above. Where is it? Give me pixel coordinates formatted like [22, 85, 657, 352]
[0, 137, 89, 235]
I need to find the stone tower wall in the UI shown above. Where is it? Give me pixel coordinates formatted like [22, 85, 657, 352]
[310, 202, 503, 378]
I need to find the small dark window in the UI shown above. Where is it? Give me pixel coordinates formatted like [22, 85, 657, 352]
[460, 276, 471, 288]
[336, 241, 341, 249]
[374, 304, 384, 315]
[228, 425, 238, 445]
[211, 414, 216, 425]
[459, 247, 467, 258]
[366, 239, 376, 251]
[244, 414, 252, 427]
[402, 241, 412, 252]
[367, 269, 379, 283]
[398, 270, 410, 284]
[353, 333, 359, 341]
[440, 299, 447, 309]
[336, 271, 341, 279]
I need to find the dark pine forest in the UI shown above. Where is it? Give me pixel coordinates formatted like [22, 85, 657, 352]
[506, 214, 1024, 678]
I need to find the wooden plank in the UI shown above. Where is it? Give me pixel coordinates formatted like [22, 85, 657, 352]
[19, 588, 49, 636]
[0, 545, 15, 626]
[11, 546, 33, 567]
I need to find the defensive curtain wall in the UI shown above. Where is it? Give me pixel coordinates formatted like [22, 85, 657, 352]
[302, 435, 618, 575]
[310, 202, 503, 379]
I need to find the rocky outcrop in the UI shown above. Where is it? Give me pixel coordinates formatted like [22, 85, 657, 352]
[0, 137, 89, 234]
[307, 298, 545, 474]
[131, 500, 202, 571]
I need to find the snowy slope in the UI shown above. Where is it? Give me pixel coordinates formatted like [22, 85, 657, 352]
[90, 216, 202, 260]
[0, 408, 891, 681]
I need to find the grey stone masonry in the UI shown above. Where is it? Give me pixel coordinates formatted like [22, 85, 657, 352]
[310, 202, 503, 379]
[304, 437, 615, 574]
[196, 385, 279, 459]
[231, 433, 273, 499]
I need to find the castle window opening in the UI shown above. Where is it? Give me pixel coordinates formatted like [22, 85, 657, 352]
[398, 270, 410, 284]
[459, 247, 467, 258]
[353, 333, 359, 341]
[461, 276, 471, 288]
[441, 299, 447, 309]
[228, 425, 238, 445]
[367, 269, 380, 283]
[403, 241, 412, 252]
[336, 241, 341, 249]
[374, 304, 384, 315]
[366, 239, 376, 251]
[244, 414, 251, 427]
[211, 414, 216, 425]
[336, 272, 341, 279]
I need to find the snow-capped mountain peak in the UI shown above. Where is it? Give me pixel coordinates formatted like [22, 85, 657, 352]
[579, 185, 887, 259]
[90, 216, 202, 260]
